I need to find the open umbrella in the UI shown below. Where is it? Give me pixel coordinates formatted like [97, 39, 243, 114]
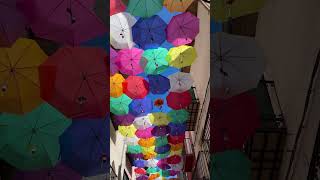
[211, 32, 265, 98]
[167, 109, 189, 124]
[110, 94, 132, 115]
[157, 162, 170, 170]
[155, 136, 168, 147]
[147, 159, 159, 168]
[168, 123, 186, 136]
[157, 152, 170, 159]
[113, 114, 135, 126]
[127, 0, 163, 18]
[123, 76, 149, 99]
[117, 48, 144, 75]
[110, 0, 126, 16]
[166, 155, 181, 164]
[170, 162, 183, 171]
[110, 47, 119, 75]
[166, 12, 199, 46]
[169, 170, 180, 176]
[137, 175, 149, 180]
[127, 145, 142, 154]
[149, 173, 160, 179]
[136, 126, 154, 138]
[143, 151, 157, 160]
[110, 73, 125, 98]
[149, 113, 169, 126]
[134, 159, 146, 168]
[170, 149, 182, 156]
[152, 126, 170, 137]
[135, 168, 147, 175]
[159, 170, 170, 177]
[168, 72, 194, 93]
[39, 47, 109, 119]
[128, 153, 144, 159]
[156, 7, 181, 24]
[148, 75, 170, 94]
[142, 48, 169, 74]
[124, 136, 140, 146]
[0, 103, 71, 170]
[118, 124, 137, 137]
[130, 98, 153, 116]
[167, 45, 196, 68]
[142, 146, 155, 154]
[155, 144, 171, 154]
[133, 115, 152, 129]
[211, 150, 251, 180]
[147, 167, 159, 174]
[148, 92, 171, 113]
[170, 143, 183, 151]
[132, 15, 167, 49]
[166, 91, 192, 110]
[168, 135, 184, 144]
[0, 38, 47, 114]
[139, 137, 156, 147]
[163, 0, 194, 12]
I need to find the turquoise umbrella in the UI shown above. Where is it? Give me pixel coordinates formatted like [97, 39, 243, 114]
[142, 47, 169, 74]
[127, 0, 163, 17]
[110, 94, 132, 115]
[167, 109, 189, 124]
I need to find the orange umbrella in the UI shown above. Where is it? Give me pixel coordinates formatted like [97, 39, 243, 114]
[170, 143, 183, 151]
[149, 173, 160, 180]
[143, 151, 157, 160]
[110, 73, 125, 97]
[163, 0, 194, 12]
[138, 137, 156, 147]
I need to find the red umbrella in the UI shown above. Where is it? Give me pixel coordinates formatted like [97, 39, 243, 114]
[168, 135, 185, 144]
[123, 76, 149, 99]
[110, 0, 126, 16]
[210, 92, 261, 153]
[166, 155, 182, 164]
[134, 168, 146, 175]
[166, 91, 192, 110]
[39, 47, 109, 119]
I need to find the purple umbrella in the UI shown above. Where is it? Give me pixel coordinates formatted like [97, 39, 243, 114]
[157, 160, 171, 170]
[0, 1, 26, 46]
[13, 163, 82, 180]
[137, 175, 149, 180]
[147, 75, 170, 94]
[152, 126, 170, 137]
[129, 98, 153, 116]
[113, 114, 135, 126]
[155, 144, 171, 154]
[110, 47, 119, 75]
[128, 153, 144, 159]
[169, 123, 186, 136]
[166, 12, 199, 46]
[134, 159, 146, 168]
[135, 127, 153, 138]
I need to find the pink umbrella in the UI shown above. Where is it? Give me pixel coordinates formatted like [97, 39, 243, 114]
[110, 47, 119, 75]
[16, 0, 106, 46]
[166, 12, 199, 46]
[117, 48, 144, 75]
[135, 126, 154, 138]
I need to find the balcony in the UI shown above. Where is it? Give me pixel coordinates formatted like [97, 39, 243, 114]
[186, 87, 201, 131]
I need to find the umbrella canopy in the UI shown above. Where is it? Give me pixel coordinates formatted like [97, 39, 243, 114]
[142, 48, 169, 74]
[17, 0, 106, 46]
[211, 32, 265, 98]
[110, 47, 119, 75]
[166, 91, 192, 110]
[148, 92, 171, 113]
[118, 124, 137, 137]
[110, 94, 132, 115]
[0, 103, 71, 170]
[123, 76, 149, 99]
[59, 118, 109, 177]
[128, 153, 144, 159]
[136, 126, 154, 138]
[171, 162, 183, 171]
[138, 137, 156, 147]
[166, 12, 199, 46]
[149, 173, 160, 179]
[147, 167, 159, 173]
[142, 146, 155, 154]
[211, 150, 251, 180]
[163, 0, 194, 12]
[137, 175, 149, 180]
[148, 75, 170, 94]
[159, 170, 170, 177]
[133, 115, 152, 129]
[149, 112, 169, 126]
[169, 170, 180, 176]
[130, 98, 153, 116]
[113, 114, 135, 126]
[0, 38, 47, 114]
[168, 135, 184, 144]
[156, 7, 181, 24]
[110, 0, 126, 16]
[134, 159, 147, 168]
[143, 151, 157, 160]
[124, 136, 140, 146]
[147, 159, 159, 168]
[110, 12, 136, 49]
[168, 72, 194, 93]
[168, 123, 186, 136]
[110, 73, 125, 98]
[152, 125, 170, 137]
[127, 0, 163, 18]
[157, 162, 170, 170]
[155, 136, 168, 147]
[170, 143, 183, 151]
[167, 109, 189, 124]
[39, 47, 108, 119]
[128, 145, 143, 154]
[166, 155, 181, 164]
[117, 48, 144, 75]
[155, 144, 171, 154]
[132, 15, 167, 49]
[157, 152, 170, 159]
[167, 45, 196, 68]
[135, 168, 147, 175]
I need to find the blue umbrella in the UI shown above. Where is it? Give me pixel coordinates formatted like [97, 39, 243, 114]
[59, 118, 109, 177]
[155, 144, 171, 154]
[148, 75, 170, 94]
[132, 15, 167, 49]
[147, 92, 171, 113]
[134, 159, 146, 168]
[156, 7, 181, 24]
[168, 123, 186, 136]
[129, 98, 153, 116]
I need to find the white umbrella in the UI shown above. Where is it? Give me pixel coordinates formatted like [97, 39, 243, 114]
[124, 136, 139, 146]
[147, 158, 158, 168]
[168, 72, 194, 92]
[110, 12, 136, 49]
[133, 115, 152, 129]
[211, 32, 265, 98]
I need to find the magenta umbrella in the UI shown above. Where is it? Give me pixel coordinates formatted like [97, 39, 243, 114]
[113, 114, 135, 126]
[16, 0, 106, 46]
[117, 48, 144, 75]
[152, 126, 170, 137]
[135, 126, 154, 138]
[166, 12, 199, 46]
[110, 47, 119, 75]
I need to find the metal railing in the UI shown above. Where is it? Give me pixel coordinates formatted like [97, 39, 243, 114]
[110, 166, 117, 180]
[186, 87, 200, 131]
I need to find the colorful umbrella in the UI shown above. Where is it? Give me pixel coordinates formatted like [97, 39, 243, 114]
[123, 76, 149, 99]
[148, 92, 171, 113]
[166, 155, 182, 164]
[39, 47, 108, 119]
[142, 146, 156, 154]
[135, 168, 147, 175]
[128, 153, 144, 159]
[137, 175, 149, 180]
[142, 48, 169, 74]
[166, 12, 199, 46]
[152, 126, 170, 137]
[113, 114, 135, 126]
[147, 159, 159, 168]
[168, 135, 185, 144]
[170, 162, 183, 171]
[156, 7, 181, 24]
[149, 173, 160, 179]
[168, 72, 194, 93]
[110, 0, 126, 16]
[127, 145, 143, 154]
[157, 152, 170, 159]
[155, 144, 171, 154]
[169, 149, 182, 156]
[117, 48, 144, 75]
[167, 109, 189, 124]
[211, 150, 251, 180]
[159, 170, 170, 177]
[170, 143, 183, 151]
[157, 162, 170, 170]
[132, 15, 167, 49]
[110, 12, 136, 49]
[166, 91, 192, 110]
[110, 47, 119, 75]
[110, 73, 125, 98]
[124, 136, 140, 146]
[0, 38, 46, 114]
[168, 123, 186, 136]
[133, 115, 152, 129]
[130, 98, 153, 116]
[118, 124, 137, 137]
[139, 137, 156, 147]
[0, 103, 71, 170]
[169, 170, 180, 176]
[163, 0, 194, 12]
[127, 0, 163, 18]
[148, 75, 170, 94]
[149, 113, 169, 126]
[134, 159, 146, 168]
[136, 126, 154, 138]
[167, 45, 196, 68]
[144, 151, 157, 160]
[147, 167, 160, 173]
[110, 94, 132, 115]
[155, 136, 168, 147]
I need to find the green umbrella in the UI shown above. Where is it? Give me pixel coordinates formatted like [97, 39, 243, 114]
[155, 136, 168, 147]
[0, 103, 71, 170]
[127, 0, 163, 18]
[142, 48, 169, 75]
[157, 151, 170, 159]
[147, 167, 159, 174]
[167, 109, 189, 124]
[211, 150, 251, 180]
[160, 170, 170, 177]
[110, 94, 132, 115]
[127, 145, 142, 154]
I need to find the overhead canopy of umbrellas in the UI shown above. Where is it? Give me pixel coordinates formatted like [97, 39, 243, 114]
[110, 0, 199, 179]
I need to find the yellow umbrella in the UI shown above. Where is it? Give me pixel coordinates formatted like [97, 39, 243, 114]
[110, 73, 125, 97]
[142, 146, 156, 154]
[170, 143, 183, 151]
[143, 151, 157, 160]
[118, 124, 137, 137]
[138, 137, 156, 147]
[167, 45, 197, 68]
[149, 112, 169, 126]
[163, 0, 194, 12]
[0, 38, 47, 114]
[170, 149, 183, 156]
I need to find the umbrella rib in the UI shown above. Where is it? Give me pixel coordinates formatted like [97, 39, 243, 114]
[130, 0, 143, 15]
[15, 71, 40, 87]
[12, 42, 35, 68]
[84, 78, 103, 115]
[43, 0, 66, 22]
